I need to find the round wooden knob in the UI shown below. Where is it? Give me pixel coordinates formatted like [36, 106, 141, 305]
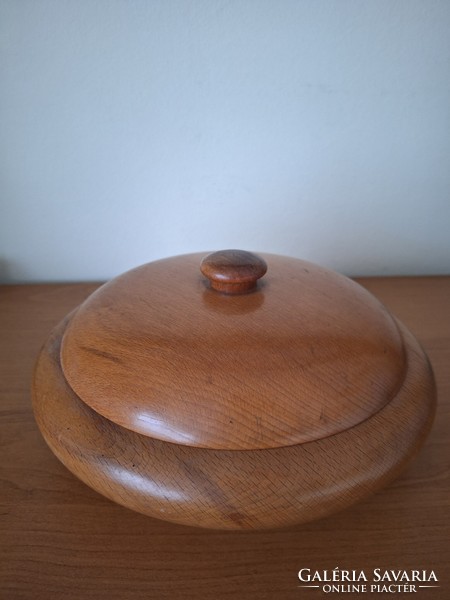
[200, 250, 267, 294]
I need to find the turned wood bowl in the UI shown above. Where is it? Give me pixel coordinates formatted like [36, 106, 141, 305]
[32, 250, 436, 530]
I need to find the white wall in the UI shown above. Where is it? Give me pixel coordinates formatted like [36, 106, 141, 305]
[1, 0, 449, 283]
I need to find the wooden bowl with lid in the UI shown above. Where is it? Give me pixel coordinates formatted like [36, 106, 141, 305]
[32, 250, 436, 530]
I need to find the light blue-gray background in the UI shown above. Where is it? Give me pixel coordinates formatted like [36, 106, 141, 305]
[1, 0, 449, 282]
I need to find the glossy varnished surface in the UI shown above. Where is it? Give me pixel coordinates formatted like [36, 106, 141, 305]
[1, 278, 449, 598]
[34, 314, 434, 529]
[61, 253, 405, 449]
[200, 249, 268, 294]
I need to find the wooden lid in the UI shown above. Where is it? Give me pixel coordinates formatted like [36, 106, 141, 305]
[60, 251, 406, 450]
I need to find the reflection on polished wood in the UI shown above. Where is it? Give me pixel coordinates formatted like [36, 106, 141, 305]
[33, 252, 436, 530]
[1, 277, 449, 598]
[34, 314, 435, 530]
[59, 253, 409, 450]
[200, 249, 268, 294]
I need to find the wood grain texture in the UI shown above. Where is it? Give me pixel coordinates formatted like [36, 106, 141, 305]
[200, 249, 268, 294]
[33, 313, 434, 530]
[1, 278, 449, 599]
[60, 253, 406, 450]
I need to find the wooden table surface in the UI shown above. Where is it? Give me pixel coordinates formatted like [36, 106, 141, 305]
[1, 277, 449, 599]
